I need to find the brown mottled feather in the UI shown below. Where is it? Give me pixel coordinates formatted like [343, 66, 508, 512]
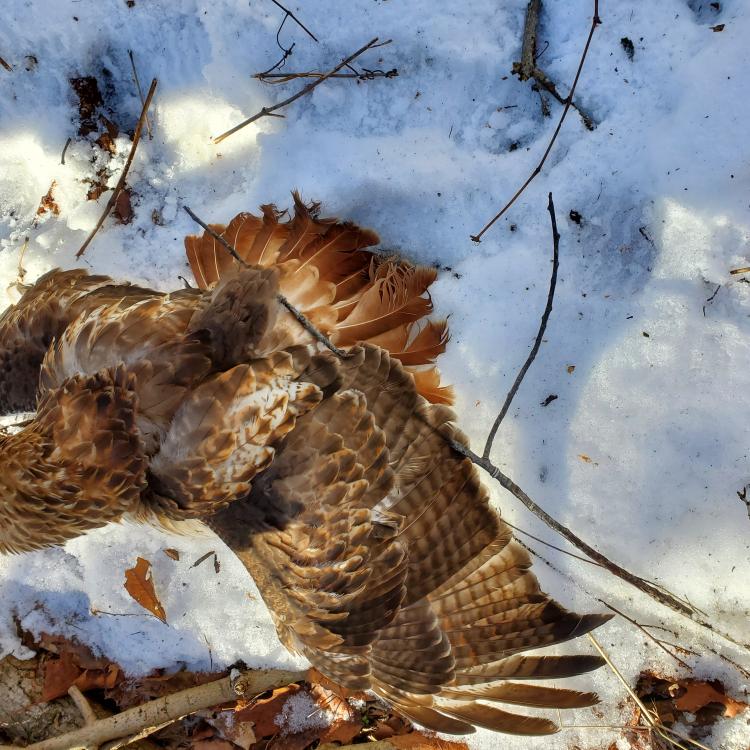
[0, 365, 146, 553]
[0, 207, 612, 736]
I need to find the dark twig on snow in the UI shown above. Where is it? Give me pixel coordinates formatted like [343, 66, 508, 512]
[128, 50, 153, 139]
[76, 78, 158, 259]
[514, 0, 596, 129]
[255, 68, 398, 84]
[258, 0, 320, 78]
[503, 517, 603, 567]
[60, 137, 72, 165]
[269, 0, 319, 43]
[182, 206, 352, 359]
[471, 0, 601, 243]
[597, 600, 695, 670]
[213, 38, 389, 144]
[482, 192, 559, 459]
[0, 55, 12, 72]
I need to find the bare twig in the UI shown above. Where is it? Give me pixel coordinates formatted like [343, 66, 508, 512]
[730, 266, 750, 275]
[506, 519, 603, 567]
[76, 78, 157, 259]
[0, 669, 306, 750]
[483, 191, 559, 458]
[597, 600, 694, 670]
[213, 38, 389, 144]
[0, 55, 12, 72]
[128, 50, 153, 140]
[182, 206, 351, 358]
[60, 137, 72, 165]
[268, 0, 318, 43]
[517, 0, 542, 80]
[255, 69, 398, 84]
[471, 0, 601, 242]
[67, 685, 98, 726]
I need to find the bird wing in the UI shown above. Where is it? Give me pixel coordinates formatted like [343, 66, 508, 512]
[148, 347, 339, 518]
[209, 345, 610, 735]
[0, 365, 146, 553]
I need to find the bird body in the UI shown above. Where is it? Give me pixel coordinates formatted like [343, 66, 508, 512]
[0, 197, 609, 736]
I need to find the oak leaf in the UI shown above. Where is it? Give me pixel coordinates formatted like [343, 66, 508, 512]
[124, 557, 167, 622]
[673, 679, 747, 718]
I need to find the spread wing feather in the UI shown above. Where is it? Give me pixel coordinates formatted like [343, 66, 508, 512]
[209, 345, 609, 735]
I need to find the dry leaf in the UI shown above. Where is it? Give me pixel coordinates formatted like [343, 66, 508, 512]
[234, 683, 302, 737]
[191, 740, 235, 750]
[37, 181, 60, 216]
[566, 364, 576, 374]
[206, 710, 257, 750]
[114, 188, 133, 224]
[578, 454, 595, 464]
[124, 557, 167, 622]
[164, 548, 180, 561]
[42, 650, 82, 701]
[389, 731, 470, 749]
[673, 679, 747, 718]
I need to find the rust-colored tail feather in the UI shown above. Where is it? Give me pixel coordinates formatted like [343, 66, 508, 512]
[184, 194, 454, 404]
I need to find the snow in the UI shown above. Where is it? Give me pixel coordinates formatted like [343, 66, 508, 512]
[1, 1, 749, 748]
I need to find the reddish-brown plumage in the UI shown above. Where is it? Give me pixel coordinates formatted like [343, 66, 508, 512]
[0, 199, 610, 735]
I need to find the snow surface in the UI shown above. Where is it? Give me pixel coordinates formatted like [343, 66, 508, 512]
[1, 0, 749, 747]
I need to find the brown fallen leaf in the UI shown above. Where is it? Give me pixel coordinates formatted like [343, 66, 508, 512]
[75, 663, 120, 693]
[389, 731, 470, 749]
[164, 548, 180, 561]
[124, 557, 167, 622]
[566, 364, 576, 374]
[37, 181, 60, 216]
[42, 650, 82, 701]
[673, 679, 747, 718]
[234, 683, 302, 738]
[114, 188, 133, 224]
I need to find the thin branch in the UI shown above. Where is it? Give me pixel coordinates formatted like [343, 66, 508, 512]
[182, 206, 352, 359]
[483, 191, 559, 458]
[0, 55, 12, 72]
[60, 137, 72, 165]
[589, 635, 714, 750]
[0, 669, 306, 750]
[507, 520, 603, 567]
[268, 0, 318, 43]
[128, 50, 153, 140]
[76, 78, 157, 259]
[471, 0, 601, 242]
[67, 685, 98, 726]
[255, 68, 398, 84]
[597, 600, 693, 670]
[213, 38, 389, 144]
